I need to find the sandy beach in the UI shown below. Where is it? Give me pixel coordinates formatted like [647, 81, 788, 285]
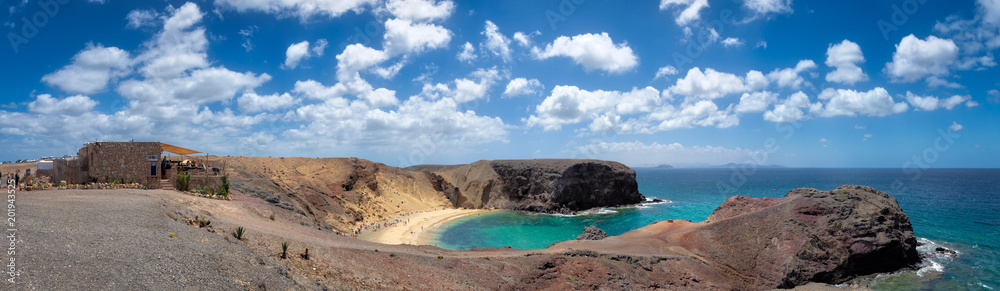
[357, 208, 493, 246]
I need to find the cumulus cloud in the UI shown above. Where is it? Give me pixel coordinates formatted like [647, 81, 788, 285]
[383, 18, 451, 56]
[885, 34, 959, 83]
[237, 92, 298, 113]
[41, 43, 131, 94]
[284, 41, 311, 69]
[722, 37, 744, 48]
[743, 0, 792, 15]
[482, 20, 512, 61]
[457, 42, 476, 62]
[503, 78, 543, 97]
[659, 0, 709, 26]
[904, 92, 971, 111]
[573, 141, 758, 167]
[214, 0, 376, 21]
[385, 0, 454, 21]
[532, 32, 638, 74]
[735, 91, 778, 113]
[126, 9, 160, 29]
[763, 91, 811, 123]
[669, 67, 747, 99]
[766, 60, 817, 89]
[282, 39, 330, 69]
[810, 87, 908, 117]
[950, 121, 964, 132]
[653, 65, 679, 81]
[27, 94, 98, 116]
[825, 40, 869, 85]
[525, 86, 660, 131]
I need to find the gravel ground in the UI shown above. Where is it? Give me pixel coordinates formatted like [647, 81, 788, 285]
[12, 189, 316, 290]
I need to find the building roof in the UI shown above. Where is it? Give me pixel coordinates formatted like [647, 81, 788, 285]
[161, 143, 201, 155]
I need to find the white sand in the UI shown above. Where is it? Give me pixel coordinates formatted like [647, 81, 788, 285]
[357, 208, 492, 245]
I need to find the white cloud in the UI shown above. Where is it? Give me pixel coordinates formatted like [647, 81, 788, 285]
[855, 124, 866, 129]
[755, 40, 768, 49]
[41, 44, 131, 94]
[27, 94, 98, 116]
[532, 32, 638, 74]
[863, 133, 873, 141]
[373, 61, 406, 79]
[950, 121, 964, 132]
[482, 20, 511, 61]
[885, 34, 959, 83]
[513, 31, 538, 47]
[118, 67, 271, 105]
[385, 0, 454, 21]
[312, 39, 328, 56]
[284, 41, 311, 69]
[660, 0, 709, 26]
[669, 67, 747, 99]
[825, 40, 869, 85]
[237, 92, 297, 113]
[819, 138, 830, 143]
[767, 60, 817, 89]
[653, 65, 679, 81]
[418, 68, 501, 103]
[525, 86, 660, 131]
[126, 9, 160, 29]
[763, 92, 811, 123]
[933, 0, 1000, 71]
[383, 18, 451, 56]
[503, 78, 543, 97]
[904, 91, 971, 111]
[811, 87, 909, 117]
[214, 0, 376, 21]
[639, 100, 739, 133]
[457, 42, 476, 62]
[133, 2, 209, 79]
[735, 91, 778, 113]
[722, 37, 744, 48]
[335, 43, 389, 81]
[573, 141, 758, 167]
[745, 70, 769, 91]
[743, 0, 792, 15]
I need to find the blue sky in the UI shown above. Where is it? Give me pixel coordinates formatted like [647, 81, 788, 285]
[1, 0, 997, 168]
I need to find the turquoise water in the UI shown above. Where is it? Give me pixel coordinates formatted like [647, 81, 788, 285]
[433, 168, 1000, 290]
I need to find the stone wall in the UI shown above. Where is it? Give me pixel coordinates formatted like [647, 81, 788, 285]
[79, 142, 162, 189]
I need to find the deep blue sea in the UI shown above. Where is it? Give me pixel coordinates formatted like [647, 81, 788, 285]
[431, 168, 1000, 290]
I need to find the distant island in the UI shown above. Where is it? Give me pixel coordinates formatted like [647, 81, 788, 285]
[636, 163, 785, 169]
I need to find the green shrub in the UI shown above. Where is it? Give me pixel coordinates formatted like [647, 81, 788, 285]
[176, 172, 191, 191]
[281, 242, 288, 259]
[233, 226, 245, 240]
[198, 185, 214, 195]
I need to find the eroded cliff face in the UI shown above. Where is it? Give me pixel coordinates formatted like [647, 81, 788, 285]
[696, 185, 920, 287]
[424, 159, 645, 213]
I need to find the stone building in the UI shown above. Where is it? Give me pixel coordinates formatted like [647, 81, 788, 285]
[78, 141, 164, 189]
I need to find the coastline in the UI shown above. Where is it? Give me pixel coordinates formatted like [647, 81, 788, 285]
[357, 208, 493, 246]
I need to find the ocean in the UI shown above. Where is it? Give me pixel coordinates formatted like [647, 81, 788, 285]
[430, 168, 1000, 290]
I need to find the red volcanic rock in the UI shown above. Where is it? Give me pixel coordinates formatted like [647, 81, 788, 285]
[692, 185, 920, 288]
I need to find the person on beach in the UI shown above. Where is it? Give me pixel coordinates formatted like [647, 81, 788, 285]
[14, 171, 20, 190]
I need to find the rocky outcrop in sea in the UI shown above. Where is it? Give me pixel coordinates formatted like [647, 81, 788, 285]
[416, 159, 646, 214]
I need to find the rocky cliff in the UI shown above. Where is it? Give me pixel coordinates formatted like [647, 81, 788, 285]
[417, 159, 645, 213]
[695, 185, 920, 287]
[551, 185, 920, 289]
